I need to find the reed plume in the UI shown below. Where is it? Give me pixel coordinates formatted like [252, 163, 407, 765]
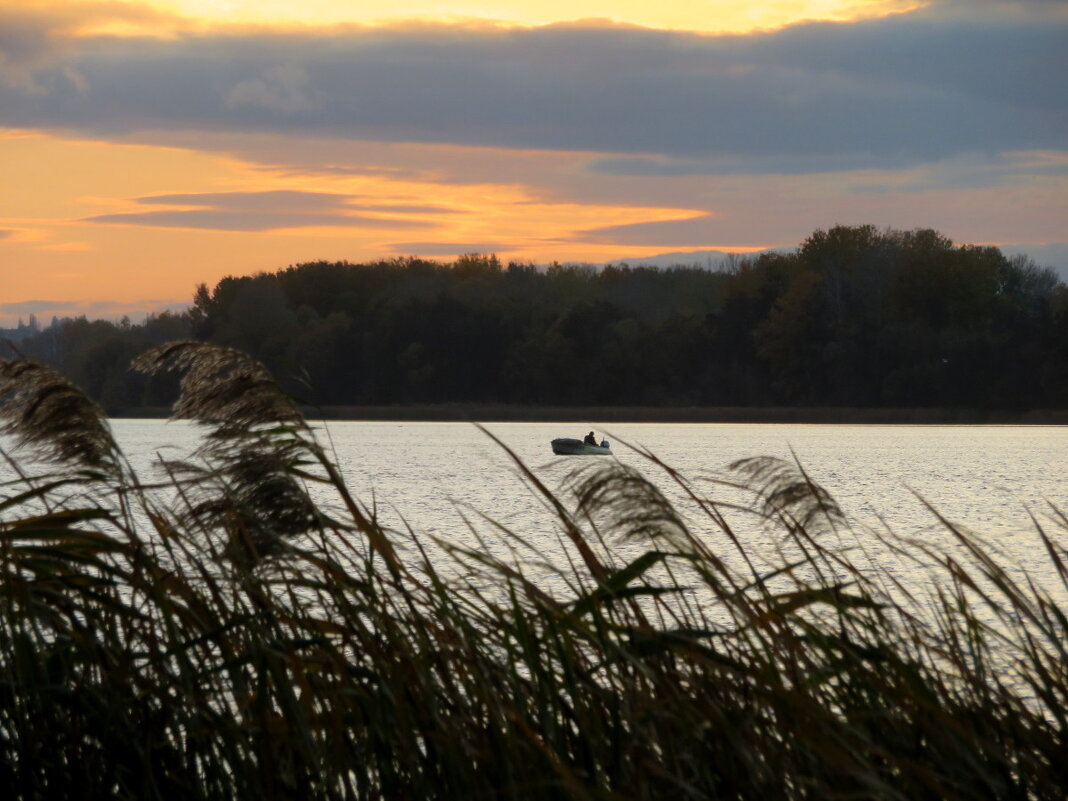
[0, 356, 120, 474]
[131, 341, 304, 432]
[566, 460, 690, 545]
[728, 454, 847, 535]
[132, 341, 322, 565]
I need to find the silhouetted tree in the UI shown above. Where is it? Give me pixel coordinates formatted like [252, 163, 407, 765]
[10, 230, 1066, 412]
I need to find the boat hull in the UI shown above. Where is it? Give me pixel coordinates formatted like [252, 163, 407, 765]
[551, 438, 612, 455]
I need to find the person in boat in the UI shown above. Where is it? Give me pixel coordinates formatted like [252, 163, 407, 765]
[583, 431, 597, 445]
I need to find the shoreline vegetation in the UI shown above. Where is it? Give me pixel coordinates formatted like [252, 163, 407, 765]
[6, 226, 1068, 420]
[3, 344, 1067, 798]
[113, 404, 1068, 424]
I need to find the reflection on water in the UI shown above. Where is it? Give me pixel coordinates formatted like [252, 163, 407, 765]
[5, 419, 1067, 598]
[308, 421, 1068, 540]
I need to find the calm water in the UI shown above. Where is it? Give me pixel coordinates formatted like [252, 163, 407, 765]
[5, 420, 1067, 596]
[104, 420, 1065, 566]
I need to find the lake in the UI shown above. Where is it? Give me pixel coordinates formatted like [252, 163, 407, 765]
[3, 418, 1065, 597]
[89, 419, 1068, 594]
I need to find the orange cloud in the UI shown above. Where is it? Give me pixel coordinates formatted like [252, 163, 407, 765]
[0, 129, 707, 311]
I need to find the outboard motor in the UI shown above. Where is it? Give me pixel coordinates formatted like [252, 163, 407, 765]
[600, 439, 609, 448]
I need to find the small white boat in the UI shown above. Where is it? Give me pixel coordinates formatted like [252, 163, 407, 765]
[551, 437, 612, 455]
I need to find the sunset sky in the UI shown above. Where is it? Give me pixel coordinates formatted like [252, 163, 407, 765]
[1, 0, 1065, 326]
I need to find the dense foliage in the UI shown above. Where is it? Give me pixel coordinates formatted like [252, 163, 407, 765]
[8, 225, 1068, 410]
[0, 344, 1066, 799]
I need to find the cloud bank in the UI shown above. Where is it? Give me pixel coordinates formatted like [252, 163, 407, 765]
[1, 4, 1064, 175]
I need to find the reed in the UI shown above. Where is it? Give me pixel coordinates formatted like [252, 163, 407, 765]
[0, 344, 1065, 799]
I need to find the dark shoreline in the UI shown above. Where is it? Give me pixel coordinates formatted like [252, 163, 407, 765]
[111, 405, 1068, 424]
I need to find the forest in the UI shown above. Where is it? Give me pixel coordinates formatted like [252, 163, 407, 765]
[6, 224, 1067, 413]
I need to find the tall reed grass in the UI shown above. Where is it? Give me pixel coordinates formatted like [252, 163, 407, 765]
[0, 342, 1065, 799]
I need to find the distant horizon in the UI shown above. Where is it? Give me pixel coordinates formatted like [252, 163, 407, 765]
[3, 236, 1066, 330]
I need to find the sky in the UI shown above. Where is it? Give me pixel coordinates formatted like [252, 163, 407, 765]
[1, 0, 1065, 326]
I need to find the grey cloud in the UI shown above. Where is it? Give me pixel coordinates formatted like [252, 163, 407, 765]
[0, 2, 178, 87]
[574, 215, 732, 247]
[84, 209, 429, 231]
[845, 152, 1068, 194]
[589, 152, 926, 177]
[925, 0, 1068, 18]
[0, 9, 62, 89]
[261, 163, 417, 179]
[0, 299, 66, 313]
[82, 189, 437, 231]
[756, 13, 1065, 115]
[136, 190, 352, 210]
[128, 190, 453, 214]
[0, 8, 1064, 170]
[0, 6, 73, 75]
[226, 64, 319, 113]
[0, 229, 14, 239]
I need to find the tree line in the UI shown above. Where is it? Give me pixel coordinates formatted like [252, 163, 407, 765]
[7, 225, 1068, 412]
